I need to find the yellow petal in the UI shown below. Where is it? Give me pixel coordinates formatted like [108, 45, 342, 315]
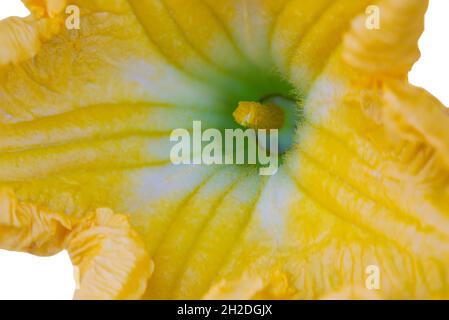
[0, 0, 65, 66]
[1, 0, 449, 300]
[0, 188, 152, 299]
[204, 271, 297, 300]
[0, 187, 71, 256]
[342, 0, 428, 78]
[383, 80, 449, 170]
[0, 17, 41, 66]
[67, 208, 153, 300]
[22, 0, 67, 18]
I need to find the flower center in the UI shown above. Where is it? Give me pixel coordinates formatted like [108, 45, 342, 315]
[232, 94, 299, 155]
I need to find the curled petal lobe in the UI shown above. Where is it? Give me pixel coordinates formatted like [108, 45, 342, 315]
[383, 81, 449, 170]
[67, 208, 153, 300]
[0, 188, 152, 299]
[0, 0, 66, 66]
[0, 187, 72, 256]
[342, 0, 428, 78]
[319, 287, 383, 300]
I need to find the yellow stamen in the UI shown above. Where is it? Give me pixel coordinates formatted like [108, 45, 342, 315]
[233, 101, 285, 130]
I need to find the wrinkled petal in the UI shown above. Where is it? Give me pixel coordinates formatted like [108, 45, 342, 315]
[1, 0, 449, 300]
[0, 187, 72, 256]
[0, 188, 152, 299]
[67, 208, 153, 300]
[0, 0, 66, 66]
[342, 0, 428, 78]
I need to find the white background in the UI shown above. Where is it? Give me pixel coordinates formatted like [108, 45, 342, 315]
[0, 0, 449, 300]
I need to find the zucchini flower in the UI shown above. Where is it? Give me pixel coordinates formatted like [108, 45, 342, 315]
[1, 0, 449, 300]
